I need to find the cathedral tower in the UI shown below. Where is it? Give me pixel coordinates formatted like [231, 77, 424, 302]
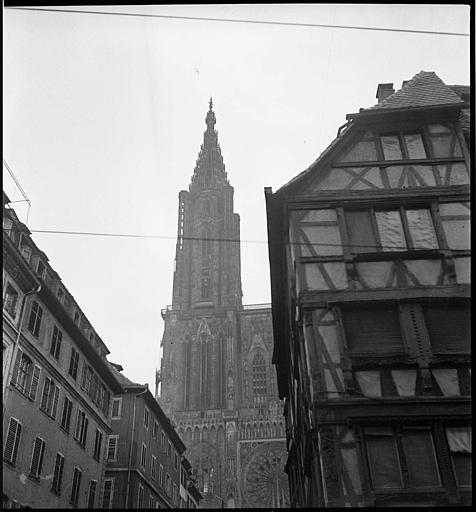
[159, 101, 289, 508]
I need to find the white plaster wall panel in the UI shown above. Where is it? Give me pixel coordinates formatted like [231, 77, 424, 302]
[304, 264, 330, 290]
[391, 370, 417, 396]
[355, 261, 393, 288]
[436, 163, 469, 185]
[385, 165, 405, 188]
[406, 209, 439, 248]
[432, 369, 460, 396]
[302, 210, 337, 223]
[404, 259, 444, 286]
[318, 325, 341, 364]
[410, 165, 437, 186]
[301, 225, 343, 256]
[441, 219, 470, 250]
[304, 263, 347, 290]
[336, 131, 378, 162]
[314, 168, 353, 191]
[355, 371, 382, 397]
[454, 257, 470, 284]
[340, 447, 363, 495]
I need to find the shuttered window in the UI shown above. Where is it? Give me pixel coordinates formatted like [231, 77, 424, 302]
[29, 437, 46, 479]
[40, 377, 60, 418]
[74, 409, 88, 447]
[4, 418, 22, 465]
[93, 429, 103, 461]
[423, 304, 470, 354]
[87, 480, 98, 508]
[342, 306, 404, 354]
[61, 396, 73, 432]
[29, 365, 41, 400]
[70, 467, 82, 506]
[51, 453, 65, 494]
[102, 479, 114, 508]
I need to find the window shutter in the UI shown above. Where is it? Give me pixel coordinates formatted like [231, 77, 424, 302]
[51, 385, 60, 418]
[423, 304, 470, 353]
[4, 418, 22, 464]
[342, 306, 404, 353]
[40, 378, 50, 411]
[30, 437, 45, 478]
[11, 348, 23, 386]
[102, 479, 114, 508]
[82, 417, 89, 446]
[52, 453, 65, 493]
[87, 480, 98, 508]
[29, 365, 41, 400]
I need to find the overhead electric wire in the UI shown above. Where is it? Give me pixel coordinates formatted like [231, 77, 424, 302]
[10, 227, 468, 252]
[5, 7, 470, 37]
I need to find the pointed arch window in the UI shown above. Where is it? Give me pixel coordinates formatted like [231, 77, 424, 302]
[252, 352, 267, 396]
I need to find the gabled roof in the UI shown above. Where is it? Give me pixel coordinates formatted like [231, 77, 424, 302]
[366, 70, 464, 111]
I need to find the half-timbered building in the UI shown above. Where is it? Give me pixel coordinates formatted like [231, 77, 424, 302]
[265, 71, 471, 507]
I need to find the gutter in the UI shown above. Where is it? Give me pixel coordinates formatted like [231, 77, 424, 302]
[3, 281, 42, 409]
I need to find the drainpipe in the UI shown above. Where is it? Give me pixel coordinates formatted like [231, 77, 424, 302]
[125, 386, 148, 507]
[3, 281, 41, 409]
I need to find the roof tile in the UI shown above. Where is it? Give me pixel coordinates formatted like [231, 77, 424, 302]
[367, 70, 464, 111]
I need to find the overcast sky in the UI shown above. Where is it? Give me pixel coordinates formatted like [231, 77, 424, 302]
[3, 4, 470, 389]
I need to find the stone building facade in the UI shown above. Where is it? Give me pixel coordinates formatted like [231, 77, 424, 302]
[3, 192, 123, 508]
[158, 101, 289, 508]
[265, 71, 471, 507]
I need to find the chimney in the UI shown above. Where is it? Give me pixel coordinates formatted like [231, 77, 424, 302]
[376, 83, 395, 103]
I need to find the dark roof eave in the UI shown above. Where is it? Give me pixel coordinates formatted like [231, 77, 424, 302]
[346, 101, 469, 120]
[39, 284, 123, 393]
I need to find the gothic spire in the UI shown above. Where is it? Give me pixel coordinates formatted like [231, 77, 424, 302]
[190, 99, 228, 192]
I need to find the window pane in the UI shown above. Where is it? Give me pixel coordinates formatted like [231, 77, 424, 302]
[346, 210, 378, 253]
[404, 133, 427, 159]
[366, 427, 403, 489]
[451, 453, 472, 486]
[381, 135, 403, 160]
[402, 429, 441, 487]
[406, 209, 438, 249]
[376, 210, 407, 251]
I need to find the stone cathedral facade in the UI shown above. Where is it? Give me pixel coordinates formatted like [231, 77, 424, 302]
[158, 101, 289, 508]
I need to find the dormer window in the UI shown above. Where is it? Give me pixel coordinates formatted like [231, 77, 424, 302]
[3, 283, 19, 318]
[57, 287, 65, 304]
[74, 311, 80, 326]
[381, 131, 427, 160]
[21, 245, 32, 263]
[36, 260, 46, 279]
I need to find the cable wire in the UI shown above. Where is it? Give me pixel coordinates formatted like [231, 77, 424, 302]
[5, 7, 470, 37]
[9, 227, 469, 252]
